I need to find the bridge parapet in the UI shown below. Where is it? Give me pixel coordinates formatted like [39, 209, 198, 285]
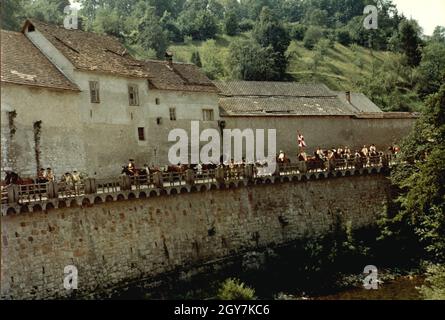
[1, 155, 396, 215]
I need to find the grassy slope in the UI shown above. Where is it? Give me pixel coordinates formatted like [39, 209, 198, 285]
[169, 33, 422, 110]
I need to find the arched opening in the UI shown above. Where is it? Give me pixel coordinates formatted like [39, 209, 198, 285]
[117, 194, 125, 201]
[149, 190, 158, 197]
[229, 182, 237, 189]
[345, 171, 351, 176]
[128, 193, 136, 200]
[105, 195, 114, 202]
[32, 204, 43, 212]
[301, 176, 307, 182]
[7, 207, 16, 215]
[20, 206, 29, 213]
[210, 184, 218, 190]
[354, 170, 361, 176]
[371, 168, 378, 174]
[170, 188, 178, 195]
[160, 189, 168, 196]
[336, 171, 343, 177]
[58, 201, 67, 208]
[317, 173, 325, 180]
[45, 203, 55, 211]
[283, 177, 290, 183]
[94, 197, 103, 204]
[310, 174, 317, 180]
[139, 192, 147, 199]
[81, 198, 91, 207]
[70, 200, 78, 207]
[180, 187, 189, 194]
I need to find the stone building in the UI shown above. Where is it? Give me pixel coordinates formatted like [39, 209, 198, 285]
[215, 81, 418, 161]
[1, 20, 219, 178]
[1, 20, 416, 179]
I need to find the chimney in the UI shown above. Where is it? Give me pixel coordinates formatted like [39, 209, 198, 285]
[165, 51, 173, 66]
[345, 91, 351, 104]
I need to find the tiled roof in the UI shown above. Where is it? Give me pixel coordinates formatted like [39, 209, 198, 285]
[144, 60, 218, 93]
[215, 81, 357, 116]
[24, 20, 148, 78]
[215, 81, 336, 97]
[335, 91, 383, 113]
[0, 30, 79, 91]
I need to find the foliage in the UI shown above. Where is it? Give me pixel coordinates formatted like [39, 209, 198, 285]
[303, 26, 324, 50]
[227, 39, 278, 80]
[379, 85, 445, 263]
[336, 29, 351, 46]
[191, 51, 202, 67]
[398, 20, 423, 67]
[419, 264, 445, 300]
[217, 278, 256, 300]
[416, 42, 445, 98]
[224, 10, 239, 36]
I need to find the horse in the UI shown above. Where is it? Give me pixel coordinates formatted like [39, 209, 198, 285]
[1, 171, 35, 186]
[306, 157, 325, 172]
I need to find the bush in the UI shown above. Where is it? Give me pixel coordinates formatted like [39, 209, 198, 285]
[239, 19, 254, 32]
[337, 29, 351, 46]
[303, 26, 323, 50]
[217, 278, 256, 300]
[289, 24, 307, 41]
[419, 264, 445, 300]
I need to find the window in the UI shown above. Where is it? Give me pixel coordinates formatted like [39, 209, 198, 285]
[169, 108, 177, 121]
[89, 81, 100, 103]
[128, 85, 139, 106]
[202, 109, 214, 121]
[138, 127, 145, 141]
[155, 98, 160, 105]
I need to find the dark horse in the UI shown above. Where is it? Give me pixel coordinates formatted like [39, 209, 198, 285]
[2, 171, 35, 186]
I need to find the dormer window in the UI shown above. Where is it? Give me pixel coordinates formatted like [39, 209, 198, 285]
[28, 24, 35, 32]
[89, 81, 100, 103]
[128, 84, 139, 106]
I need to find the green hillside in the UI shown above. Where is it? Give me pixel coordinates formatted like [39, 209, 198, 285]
[169, 33, 423, 111]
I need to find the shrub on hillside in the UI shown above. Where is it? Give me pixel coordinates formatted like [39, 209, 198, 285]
[217, 278, 256, 300]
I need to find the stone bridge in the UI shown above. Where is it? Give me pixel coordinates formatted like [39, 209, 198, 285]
[2, 156, 392, 216]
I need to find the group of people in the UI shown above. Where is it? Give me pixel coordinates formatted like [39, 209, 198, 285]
[297, 144, 388, 162]
[37, 167, 82, 185]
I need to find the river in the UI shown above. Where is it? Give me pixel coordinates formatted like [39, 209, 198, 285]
[313, 276, 425, 300]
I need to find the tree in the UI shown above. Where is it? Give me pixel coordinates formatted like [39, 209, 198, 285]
[224, 10, 239, 36]
[303, 26, 323, 50]
[252, 7, 290, 79]
[381, 85, 445, 263]
[253, 7, 290, 54]
[191, 51, 202, 67]
[136, 6, 169, 59]
[201, 40, 225, 79]
[399, 20, 423, 67]
[336, 29, 351, 46]
[160, 11, 184, 43]
[431, 26, 445, 44]
[306, 9, 328, 27]
[1, 0, 25, 31]
[23, 0, 71, 25]
[227, 39, 279, 81]
[416, 42, 445, 97]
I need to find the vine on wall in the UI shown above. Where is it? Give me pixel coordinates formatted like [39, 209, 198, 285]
[33, 121, 42, 174]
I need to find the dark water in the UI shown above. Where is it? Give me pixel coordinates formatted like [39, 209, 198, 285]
[313, 276, 424, 300]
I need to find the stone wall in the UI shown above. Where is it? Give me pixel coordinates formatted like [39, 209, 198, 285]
[222, 115, 416, 162]
[1, 174, 390, 299]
